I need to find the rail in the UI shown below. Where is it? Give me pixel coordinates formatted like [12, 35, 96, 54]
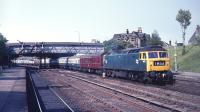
[49, 87, 74, 112]
[65, 73, 184, 112]
[26, 67, 74, 112]
[26, 69, 43, 112]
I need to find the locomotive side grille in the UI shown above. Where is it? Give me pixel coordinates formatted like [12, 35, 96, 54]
[154, 61, 165, 66]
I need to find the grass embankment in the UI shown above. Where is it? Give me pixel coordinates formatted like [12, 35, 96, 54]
[168, 45, 200, 73]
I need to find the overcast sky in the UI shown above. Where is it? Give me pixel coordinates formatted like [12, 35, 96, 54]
[0, 0, 200, 44]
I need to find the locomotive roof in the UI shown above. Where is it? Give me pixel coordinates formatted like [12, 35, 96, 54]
[110, 46, 166, 55]
[140, 46, 167, 52]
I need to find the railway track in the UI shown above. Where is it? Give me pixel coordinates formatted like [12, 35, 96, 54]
[176, 78, 200, 84]
[48, 87, 74, 112]
[65, 73, 183, 112]
[58, 70, 200, 112]
[175, 75, 200, 84]
[60, 69, 200, 96]
[38, 69, 200, 112]
[158, 74, 200, 96]
[41, 71, 172, 112]
[28, 70, 75, 112]
[56, 78, 125, 112]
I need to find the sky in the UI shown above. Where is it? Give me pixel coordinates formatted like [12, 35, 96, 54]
[0, 0, 200, 44]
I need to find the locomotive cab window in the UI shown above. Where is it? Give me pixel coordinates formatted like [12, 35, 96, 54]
[148, 52, 158, 58]
[143, 53, 146, 59]
[140, 52, 147, 60]
[159, 52, 168, 58]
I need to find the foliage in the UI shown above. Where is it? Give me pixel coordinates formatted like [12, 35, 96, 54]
[176, 9, 192, 55]
[103, 39, 133, 52]
[91, 39, 100, 43]
[147, 30, 163, 46]
[176, 9, 191, 29]
[168, 45, 200, 73]
[0, 33, 8, 65]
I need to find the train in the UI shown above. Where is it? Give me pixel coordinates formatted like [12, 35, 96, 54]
[59, 46, 175, 84]
[13, 57, 40, 66]
[13, 46, 174, 84]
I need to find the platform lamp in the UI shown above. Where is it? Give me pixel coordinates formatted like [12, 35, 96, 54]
[174, 41, 178, 72]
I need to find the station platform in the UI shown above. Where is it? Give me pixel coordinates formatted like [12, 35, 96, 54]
[0, 68, 28, 112]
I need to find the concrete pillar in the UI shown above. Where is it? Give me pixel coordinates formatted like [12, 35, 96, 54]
[39, 57, 42, 69]
[44, 57, 46, 68]
[0, 66, 2, 73]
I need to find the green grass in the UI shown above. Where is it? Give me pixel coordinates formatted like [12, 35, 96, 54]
[167, 45, 200, 73]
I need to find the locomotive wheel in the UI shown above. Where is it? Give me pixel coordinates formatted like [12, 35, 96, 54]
[142, 73, 151, 84]
[128, 73, 139, 81]
[138, 73, 145, 83]
[127, 73, 132, 80]
[105, 70, 111, 77]
[133, 74, 139, 81]
[111, 73, 115, 77]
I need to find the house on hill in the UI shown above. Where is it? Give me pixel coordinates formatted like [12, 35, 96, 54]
[112, 28, 150, 47]
[188, 25, 200, 45]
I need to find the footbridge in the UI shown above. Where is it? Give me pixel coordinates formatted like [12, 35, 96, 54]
[7, 42, 104, 58]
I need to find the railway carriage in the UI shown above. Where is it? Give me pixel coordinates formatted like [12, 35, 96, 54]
[14, 57, 40, 66]
[80, 54, 103, 74]
[58, 57, 68, 68]
[67, 56, 81, 70]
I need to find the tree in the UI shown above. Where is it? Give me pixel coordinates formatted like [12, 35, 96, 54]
[91, 39, 100, 43]
[148, 30, 163, 46]
[103, 39, 133, 52]
[0, 33, 8, 66]
[176, 9, 192, 55]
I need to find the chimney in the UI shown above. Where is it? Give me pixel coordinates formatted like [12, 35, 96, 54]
[138, 27, 142, 33]
[126, 29, 129, 34]
[169, 40, 171, 46]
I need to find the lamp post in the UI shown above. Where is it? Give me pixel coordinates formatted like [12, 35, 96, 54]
[74, 31, 80, 42]
[174, 41, 178, 72]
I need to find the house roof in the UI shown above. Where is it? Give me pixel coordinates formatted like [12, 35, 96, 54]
[113, 31, 150, 40]
[188, 25, 200, 44]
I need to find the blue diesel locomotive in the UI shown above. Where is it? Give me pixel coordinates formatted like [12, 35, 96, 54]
[103, 46, 174, 83]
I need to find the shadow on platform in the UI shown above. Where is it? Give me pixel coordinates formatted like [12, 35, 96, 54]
[0, 91, 27, 112]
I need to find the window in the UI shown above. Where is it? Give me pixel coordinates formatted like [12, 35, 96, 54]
[143, 53, 146, 59]
[148, 52, 158, 58]
[159, 52, 168, 58]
